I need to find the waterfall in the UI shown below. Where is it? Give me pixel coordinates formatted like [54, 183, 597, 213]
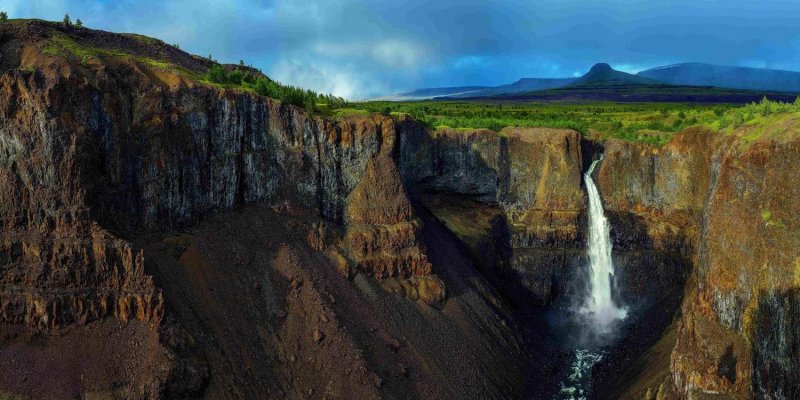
[581, 155, 627, 333]
[559, 155, 628, 399]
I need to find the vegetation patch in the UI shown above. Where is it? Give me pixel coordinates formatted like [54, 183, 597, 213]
[760, 209, 785, 228]
[345, 97, 800, 145]
[714, 97, 800, 144]
[349, 101, 740, 145]
[40, 33, 203, 81]
[204, 63, 348, 113]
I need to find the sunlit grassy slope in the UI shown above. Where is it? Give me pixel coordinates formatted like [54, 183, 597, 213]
[350, 98, 800, 146]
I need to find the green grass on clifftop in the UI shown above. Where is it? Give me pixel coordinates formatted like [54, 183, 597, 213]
[350, 101, 733, 145]
[41, 31, 204, 81]
[350, 97, 800, 146]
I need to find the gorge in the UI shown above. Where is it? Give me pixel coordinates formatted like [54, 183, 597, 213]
[0, 19, 799, 399]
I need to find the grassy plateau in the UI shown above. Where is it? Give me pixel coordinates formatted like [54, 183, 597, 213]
[346, 98, 800, 146]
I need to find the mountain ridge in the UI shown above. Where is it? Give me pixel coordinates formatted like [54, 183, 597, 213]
[386, 62, 800, 101]
[566, 62, 662, 87]
[637, 62, 800, 93]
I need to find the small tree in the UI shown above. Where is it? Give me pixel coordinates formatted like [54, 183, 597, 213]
[206, 64, 227, 84]
[304, 97, 316, 113]
[761, 96, 772, 116]
[0, 11, 8, 22]
[63, 14, 71, 26]
[239, 60, 245, 67]
[75, 18, 83, 27]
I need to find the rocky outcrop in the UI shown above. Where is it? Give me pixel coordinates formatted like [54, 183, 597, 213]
[398, 122, 585, 246]
[344, 124, 429, 278]
[596, 127, 728, 253]
[670, 131, 800, 399]
[0, 223, 163, 329]
[344, 151, 445, 304]
[396, 124, 587, 308]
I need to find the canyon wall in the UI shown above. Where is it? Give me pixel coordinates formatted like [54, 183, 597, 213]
[397, 115, 800, 398]
[596, 126, 800, 399]
[0, 21, 514, 398]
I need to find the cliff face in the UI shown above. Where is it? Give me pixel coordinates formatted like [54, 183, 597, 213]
[670, 131, 800, 399]
[593, 124, 800, 399]
[0, 21, 521, 399]
[397, 124, 588, 309]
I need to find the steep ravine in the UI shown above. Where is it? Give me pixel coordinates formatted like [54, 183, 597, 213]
[1, 20, 799, 399]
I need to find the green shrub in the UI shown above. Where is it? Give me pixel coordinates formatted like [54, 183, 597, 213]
[63, 14, 71, 26]
[206, 64, 227, 84]
[0, 11, 8, 22]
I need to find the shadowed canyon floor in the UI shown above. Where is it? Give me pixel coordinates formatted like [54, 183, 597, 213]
[1, 19, 800, 399]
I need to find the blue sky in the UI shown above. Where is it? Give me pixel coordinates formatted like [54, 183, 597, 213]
[5, 0, 800, 99]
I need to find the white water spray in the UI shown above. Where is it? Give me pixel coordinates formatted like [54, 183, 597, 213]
[581, 155, 627, 333]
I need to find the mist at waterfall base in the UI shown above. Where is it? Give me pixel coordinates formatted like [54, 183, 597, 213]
[554, 156, 628, 399]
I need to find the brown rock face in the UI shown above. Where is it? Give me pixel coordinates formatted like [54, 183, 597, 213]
[343, 152, 444, 303]
[396, 124, 589, 309]
[398, 123, 586, 246]
[597, 127, 728, 253]
[592, 123, 800, 399]
[345, 155, 432, 278]
[670, 133, 800, 399]
[499, 127, 585, 247]
[0, 223, 163, 329]
[1, 21, 484, 398]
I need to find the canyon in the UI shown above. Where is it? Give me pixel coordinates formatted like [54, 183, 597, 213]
[1, 20, 799, 399]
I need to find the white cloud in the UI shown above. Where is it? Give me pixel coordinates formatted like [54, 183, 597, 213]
[270, 59, 389, 100]
[312, 38, 428, 68]
[371, 39, 425, 68]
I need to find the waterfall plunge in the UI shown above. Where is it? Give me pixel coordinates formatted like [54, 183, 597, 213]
[581, 156, 627, 334]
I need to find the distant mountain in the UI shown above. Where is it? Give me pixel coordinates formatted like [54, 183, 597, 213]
[377, 86, 489, 101]
[377, 77, 575, 101]
[567, 63, 662, 87]
[380, 62, 800, 102]
[486, 63, 798, 103]
[637, 62, 800, 93]
[438, 77, 575, 99]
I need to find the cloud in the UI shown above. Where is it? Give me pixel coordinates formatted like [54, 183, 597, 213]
[4, 0, 799, 97]
[313, 38, 429, 68]
[270, 59, 389, 100]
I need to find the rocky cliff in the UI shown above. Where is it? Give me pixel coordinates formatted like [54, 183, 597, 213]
[594, 123, 800, 399]
[0, 20, 518, 399]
